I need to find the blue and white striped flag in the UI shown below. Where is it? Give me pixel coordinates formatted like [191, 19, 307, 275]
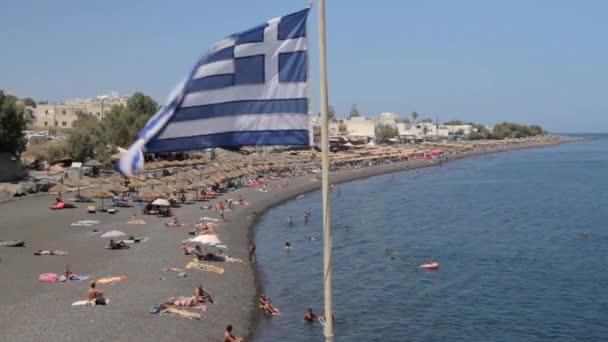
[119, 8, 310, 176]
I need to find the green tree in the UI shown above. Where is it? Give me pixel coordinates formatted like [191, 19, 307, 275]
[21, 97, 36, 107]
[411, 111, 419, 124]
[127, 92, 158, 117]
[68, 113, 109, 163]
[348, 104, 361, 118]
[102, 92, 158, 148]
[422, 118, 433, 123]
[0, 90, 27, 156]
[328, 105, 336, 120]
[444, 120, 465, 126]
[395, 117, 411, 124]
[375, 124, 399, 144]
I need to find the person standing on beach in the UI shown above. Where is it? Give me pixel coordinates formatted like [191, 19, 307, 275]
[224, 325, 243, 342]
[304, 211, 309, 223]
[248, 244, 256, 263]
[288, 216, 293, 226]
[220, 208, 225, 221]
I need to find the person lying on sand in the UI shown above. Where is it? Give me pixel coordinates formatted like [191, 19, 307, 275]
[195, 283, 214, 303]
[165, 296, 199, 307]
[159, 304, 203, 320]
[165, 217, 188, 228]
[34, 250, 68, 256]
[64, 264, 82, 281]
[181, 242, 195, 255]
[87, 281, 107, 305]
[303, 308, 318, 322]
[107, 239, 130, 250]
[128, 213, 146, 224]
[224, 325, 244, 342]
[217, 250, 244, 264]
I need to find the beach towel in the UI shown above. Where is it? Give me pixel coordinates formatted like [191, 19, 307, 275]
[96, 275, 126, 285]
[160, 307, 203, 320]
[127, 220, 146, 224]
[0, 240, 26, 247]
[214, 244, 228, 249]
[39, 273, 59, 282]
[185, 260, 224, 274]
[200, 217, 219, 222]
[57, 275, 90, 282]
[72, 300, 92, 306]
[188, 235, 221, 246]
[100, 230, 126, 238]
[72, 299, 110, 306]
[71, 220, 100, 227]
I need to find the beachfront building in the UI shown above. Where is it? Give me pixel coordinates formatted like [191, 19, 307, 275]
[35, 91, 129, 128]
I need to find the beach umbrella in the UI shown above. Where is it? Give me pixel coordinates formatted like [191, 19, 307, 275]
[127, 179, 146, 194]
[137, 190, 159, 201]
[109, 184, 129, 193]
[85, 160, 102, 167]
[100, 230, 126, 238]
[151, 198, 171, 207]
[160, 175, 177, 185]
[189, 234, 221, 246]
[67, 179, 89, 196]
[147, 178, 163, 190]
[108, 175, 125, 184]
[87, 189, 113, 211]
[174, 183, 193, 192]
[159, 185, 176, 194]
[90, 178, 111, 188]
[48, 183, 71, 199]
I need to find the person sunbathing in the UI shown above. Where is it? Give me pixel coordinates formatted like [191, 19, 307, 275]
[195, 283, 214, 303]
[64, 265, 82, 281]
[165, 295, 198, 307]
[159, 304, 203, 320]
[166, 217, 188, 227]
[217, 250, 244, 264]
[181, 242, 195, 255]
[108, 239, 130, 250]
[87, 281, 107, 305]
[129, 213, 145, 224]
[303, 308, 318, 322]
[224, 325, 244, 342]
[34, 250, 68, 256]
[238, 196, 246, 205]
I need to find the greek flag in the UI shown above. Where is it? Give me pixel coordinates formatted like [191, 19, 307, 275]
[119, 8, 310, 176]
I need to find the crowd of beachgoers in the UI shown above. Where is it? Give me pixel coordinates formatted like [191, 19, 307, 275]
[0, 135, 579, 341]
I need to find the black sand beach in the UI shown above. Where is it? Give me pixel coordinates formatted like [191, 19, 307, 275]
[0, 137, 581, 341]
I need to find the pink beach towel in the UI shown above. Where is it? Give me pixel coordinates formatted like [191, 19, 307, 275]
[39, 273, 59, 282]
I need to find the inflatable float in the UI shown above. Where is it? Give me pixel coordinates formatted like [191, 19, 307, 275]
[419, 262, 439, 270]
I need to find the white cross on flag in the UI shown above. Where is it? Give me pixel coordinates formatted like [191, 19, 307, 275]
[119, 8, 310, 176]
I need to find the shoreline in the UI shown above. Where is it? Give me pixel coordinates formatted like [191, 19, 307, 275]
[244, 135, 586, 340]
[0, 136, 588, 341]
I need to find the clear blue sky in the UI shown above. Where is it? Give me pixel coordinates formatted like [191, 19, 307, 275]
[2, 0, 607, 133]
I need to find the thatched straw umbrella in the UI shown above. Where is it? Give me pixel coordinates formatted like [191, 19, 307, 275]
[159, 185, 176, 195]
[109, 184, 129, 193]
[160, 175, 177, 185]
[90, 177, 111, 188]
[67, 179, 89, 197]
[146, 178, 163, 190]
[127, 179, 146, 194]
[108, 175, 125, 184]
[48, 183, 72, 199]
[87, 189, 113, 211]
[137, 190, 159, 201]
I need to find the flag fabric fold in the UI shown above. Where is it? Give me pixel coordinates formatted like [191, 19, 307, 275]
[119, 8, 310, 176]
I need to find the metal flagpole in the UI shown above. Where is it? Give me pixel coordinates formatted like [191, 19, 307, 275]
[317, 0, 334, 341]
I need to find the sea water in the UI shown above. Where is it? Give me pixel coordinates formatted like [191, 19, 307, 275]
[253, 135, 608, 342]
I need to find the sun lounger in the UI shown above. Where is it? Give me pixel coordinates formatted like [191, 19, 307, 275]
[87, 206, 96, 213]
